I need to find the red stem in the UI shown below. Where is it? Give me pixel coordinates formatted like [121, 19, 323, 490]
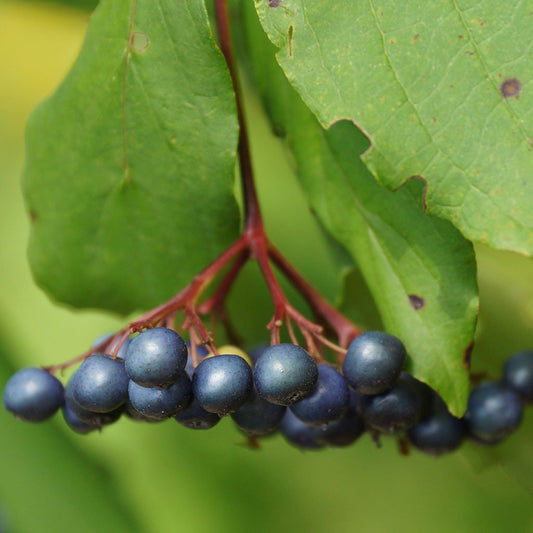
[268, 244, 362, 348]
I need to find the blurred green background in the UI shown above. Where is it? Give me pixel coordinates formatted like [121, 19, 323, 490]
[1, 2, 533, 532]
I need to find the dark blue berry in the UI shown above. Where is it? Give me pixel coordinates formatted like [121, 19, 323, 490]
[290, 364, 349, 425]
[62, 404, 96, 434]
[503, 350, 533, 403]
[128, 373, 192, 420]
[174, 397, 221, 429]
[125, 327, 187, 387]
[3, 367, 64, 422]
[343, 331, 406, 395]
[254, 344, 318, 406]
[360, 374, 422, 434]
[315, 390, 365, 447]
[279, 409, 325, 450]
[70, 354, 129, 413]
[64, 378, 122, 427]
[408, 393, 465, 455]
[231, 389, 286, 436]
[193, 354, 253, 416]
[465, 381, 523, 444]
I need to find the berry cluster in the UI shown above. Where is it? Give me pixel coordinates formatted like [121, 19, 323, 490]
[3, 329, 531, 455]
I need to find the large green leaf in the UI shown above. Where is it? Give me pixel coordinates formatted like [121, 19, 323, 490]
[23, 0, 240, 313]
[238, 2, 478, 415]
[255, 0, 533, 256]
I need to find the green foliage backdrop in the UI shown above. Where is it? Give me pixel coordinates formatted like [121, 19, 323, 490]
[1, 2, 533, 532]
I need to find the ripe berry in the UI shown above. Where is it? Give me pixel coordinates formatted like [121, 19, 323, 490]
[315, 390, 365, 447]
[279, 409, 325, 450]
[128, 373, 192, 420]
[343, 331, 406, 395]
[290, 364, 349, 425]
[70, 354, 129, 413]
[360, 374, 422, 434]
[3, 367, 64, 422]
[465, 381, 523, 444]
[231, 389, 286, 436]
[192, 354, 253, 416]
[64, 377, 122, 427]
[125, 327, 187, 387]
[502, 350, 533, 403]
[62, 404, 97, 434]
[408, 394, 465, 455]
[254, 344, 318, 406]
[174, 397, 221, 430]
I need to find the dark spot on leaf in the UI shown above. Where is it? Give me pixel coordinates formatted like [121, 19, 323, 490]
[397, 437, 410, 456]
[463, 341, 474, 370]
[268, 0, 282, 6]
[466, 50, 474, 56]
[408, 294, 425, 310]
[431, 117, 437, 123]
[458, 35, 463, 39]
[412, 34, 420, 43]
[130, 32, 150, 54]
[29, 209, 37, 223]
[287, 25, 294, 56]
[500, 78, 522, 99]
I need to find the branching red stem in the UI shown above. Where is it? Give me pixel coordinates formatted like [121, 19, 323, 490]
[45, 0, 364, 375]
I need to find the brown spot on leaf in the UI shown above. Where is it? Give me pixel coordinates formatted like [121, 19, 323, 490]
[500, 78, 522, 99]
[463, 341, 474, 370]
[29, 209, 37, 223]
[408, 294, 425, 310]
[458, 35, 463, 39]
[268, 0, 282, 6]
[130, 32, 150, 54]
[413, 34, 420, 43]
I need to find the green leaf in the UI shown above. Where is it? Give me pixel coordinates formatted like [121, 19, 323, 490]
[238, 2, 479, 415]
[23, 0, 240, 313]
[255, 0, 533, 256]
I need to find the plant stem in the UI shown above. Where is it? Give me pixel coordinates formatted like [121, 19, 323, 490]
[215, 0, 263, 233]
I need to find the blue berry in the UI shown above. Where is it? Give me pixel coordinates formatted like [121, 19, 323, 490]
[62, 404, 96, 434]
[64, 377, 122, 427]
[408, 393, 465, 455]
[174, 397, 221, 429]
[70, 354, 129, 413]
[360, 374, 422, 434]
[254, 344, 318, 406]
[231, 389, 286, 436]
[343, 331, 406, 395]
[315, 390, 365, 447]
[290, 364, 349, 425]
[502, 350, 533, 403]
[465, 381, 523, 444]
[126, 328, 187, 387]
[279, 409, 325, 450]
[193, 354, 253, 416]
[3, 367, 64, 422]
[128, 373, 192, 420]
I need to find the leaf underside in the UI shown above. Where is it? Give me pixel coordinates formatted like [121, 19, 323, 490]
[23, 0, 240, 314]
[256, 0, 533, 256]
[241, 1, 478, 415]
